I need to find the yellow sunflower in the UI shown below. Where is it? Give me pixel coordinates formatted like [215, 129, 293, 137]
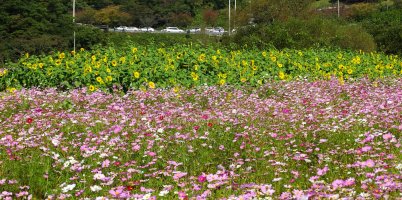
[55, 59, 62, 66]
[148, 81, 155, 89]
[89, 85, 95, 92]
[198, 54, 206, 62]
[59, 52, 65, 59]
[96, 77, 104, 84]
[134, 71, 140, 79]
[279, 71, 285, 80]
[111, 60, 117, 67]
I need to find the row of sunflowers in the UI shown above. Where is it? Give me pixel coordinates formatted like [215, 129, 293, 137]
[1, 44, 401, 92]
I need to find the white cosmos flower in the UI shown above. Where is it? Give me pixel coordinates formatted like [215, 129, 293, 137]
[396, 164, 402, 170]
[159, 190, 169, 196]
[61, 183, 76, 193]
[142, 193, 151, 200]
[272, 178, 282, 182]
[93, 173, 105, 180]
[51, 138, 60, 146]
[90, 185, 102, 192]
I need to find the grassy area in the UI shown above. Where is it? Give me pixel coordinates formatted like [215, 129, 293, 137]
[310, 0, 332, 9]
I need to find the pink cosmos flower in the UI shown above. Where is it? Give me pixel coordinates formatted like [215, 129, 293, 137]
[1, 191, 12, 196]
[331, 179, 344, 190]
[132, 144, 141, 151]
[102, 159, 110, 168]
[173, 172, 187, 181]
[309, 176, 319, 183]
[319, 139, 328, 143]
[291, 171, 300, 178]
[219, 145, 225, 151]
[16, 191, 28, 198]
[112, 125, 122, 134]
[109, 187, 129, 198]
[382, 133, 392, 141]
[279, 192, 292, 199]
[343, 178, 355, 187]
[260, 185, 275, 195]
[178, 191, 187, 200]
[193, 184, 201, 191]
[198, 175, 207, 183]
[317, 166, 328, 176]
[147, 151, 156, 157]
[363, 159, 375, 168]
[140, 187, 154, 193]
[361, 146, 372, 152]
[293, 190, 308, 200]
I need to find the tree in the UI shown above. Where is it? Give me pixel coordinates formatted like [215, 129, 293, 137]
[169, 12, 193, 27]
[237, 0, 315, 25]
[94, 5, 131, 26]
[76, 7, 97, 25]
[329, 0, 379, 3]
[0, 0, 73, 62]
[203, 8, 219, 26]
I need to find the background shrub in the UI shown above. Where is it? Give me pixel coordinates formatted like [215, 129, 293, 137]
[223, 18, 376, 52]
[74, 25, 107, 49]
[359, 9, 402, 55]
[0, 35, 68, 64]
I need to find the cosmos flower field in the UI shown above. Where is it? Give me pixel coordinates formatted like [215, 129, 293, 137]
[0, 45, 402, 199]
[1, 77, 401, 199]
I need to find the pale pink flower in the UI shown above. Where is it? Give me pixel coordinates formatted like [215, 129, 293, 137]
[147, 151, 156, 157]
[332, 179, 344, 190]
[102, 159, 110, 168]
[317, 166, 328, 176]
[173, 172, 187, 181]
[382, 133, 392, 141]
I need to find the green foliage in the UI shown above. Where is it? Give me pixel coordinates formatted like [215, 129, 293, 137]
[330, 0, 380, 3]
[360, 9, 402, 55]
[236, 0, 315, 25]
[77, 5, 131, 27]
[75, 26, 107, 49]
[225, 18, 376, 52]
[0, 149, 57, 198]
[347, 3, 380, 20]
[0, 0, 73, 63]
[0, 35, 68, 64]
[1, 44, 401, 92]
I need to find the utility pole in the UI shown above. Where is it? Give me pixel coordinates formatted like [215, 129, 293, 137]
[234, 0, 236, 32]
[73, 0, 76, 54]
[337, 0, 340, 18]
[229, 0, 231, 36]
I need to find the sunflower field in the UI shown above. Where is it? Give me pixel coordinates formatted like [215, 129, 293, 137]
[1, 44, 401, 92]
